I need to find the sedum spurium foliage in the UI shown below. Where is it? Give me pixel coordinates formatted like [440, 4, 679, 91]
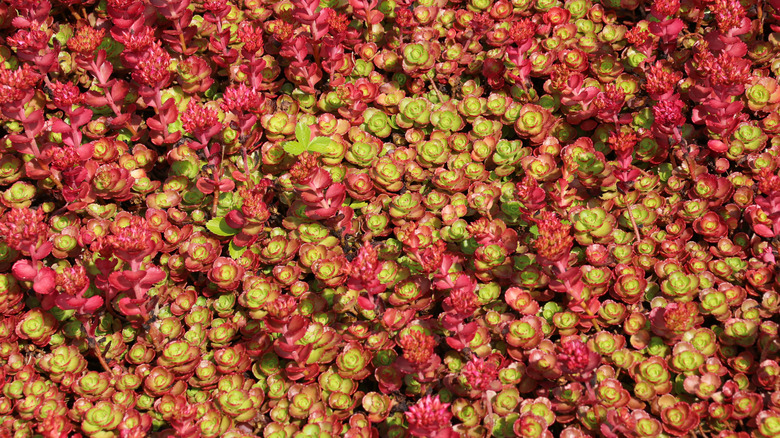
[0, 0, 780, 437]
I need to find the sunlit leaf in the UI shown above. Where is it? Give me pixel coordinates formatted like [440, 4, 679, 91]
[308, 137, 331, 153]
[229, 241, 247, 259]
[295, 121, 311, 146]
[206, 217, 240, 236]
[283, 141, 306, 156]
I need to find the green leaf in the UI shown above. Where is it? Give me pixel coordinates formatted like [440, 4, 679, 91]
[460, 238, 478, 255]
[229, 241, 247, 259]
[657, 163, 673, 182]
[206, 217, 240, 237]
[388, 116, 400, 130]
[307, 137, 331, 153]
[283, 141, 306, 156]
[514, 254, 534, 270]
[397, 255, 423, 274]
[295, 122, 312, 146]
[49, 306, 76, 322]
[528, 224, 539, 237]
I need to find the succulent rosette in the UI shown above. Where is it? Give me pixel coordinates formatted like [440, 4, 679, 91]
[312, 256, 351, 287]
[515, 104, 557, 145]
[506, 315, 545, 350]
[81, 401, 124, 437]
[571, 206, 616, 245]
[73, 371, 115, 401]
[660, 401, 700, 436]
[156, 340, 200, 376]
[336, 343, 372, 380]
[513, 412, 552, 438]
[611, 271, 648, 305]
[217, 388, 260, 422]
[631, 356, 673, 397]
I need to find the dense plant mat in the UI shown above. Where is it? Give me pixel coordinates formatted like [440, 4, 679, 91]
[0, 0, 779, 437]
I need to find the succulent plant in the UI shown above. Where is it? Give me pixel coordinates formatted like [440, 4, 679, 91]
[0, 0, 778, 436]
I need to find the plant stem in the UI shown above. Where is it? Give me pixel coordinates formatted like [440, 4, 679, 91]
[212, 186, 220, 217]
[68, 5, 82, 21]
[314, 43, 321, 68]
[241, 145, 253, 188]
[624, 196, 642, 243]
[174, 21, 189, 54]
[582, 303, 602, 332]
[89, 336, 115, 375]
[428, 76, 445, 103]
[484, 391, 495, 433]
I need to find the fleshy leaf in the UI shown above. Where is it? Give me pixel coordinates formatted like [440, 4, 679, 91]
[206, 217, 240, 237]
[657, 163, 673, 182]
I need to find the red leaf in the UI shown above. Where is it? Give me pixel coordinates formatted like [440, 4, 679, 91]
[196, 178, 216, 194]
[11, 259, 38, 281]
[33, 267, 56, 295]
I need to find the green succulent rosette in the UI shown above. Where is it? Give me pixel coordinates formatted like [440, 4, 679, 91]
[16, 309, 59, 346]
[157, 339, 200, 374]
[81, 401, 123, 436]
[415, 139, 450, 168]
[73, 371, 115, 401]
[143, 366, 175, 397]
[336, 344, 372, 380]
[452, 398, 481, 427]
[361, 392, 392, 422]
[660, 271, 700, 302]
[493, 388, 522, 416]
[397, 97, 432, 128]
[505, 316, 544, 349]
[362, 107, 393, 138]
[514, 104, 555, 145]
[633, 357, 672, 396]
[37, 345, 87, 381]
[217, 389, 258, 422]
[572, 207, 615, 244]
[430, 101, 465, 132]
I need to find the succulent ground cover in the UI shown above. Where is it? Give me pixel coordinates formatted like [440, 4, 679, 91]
[1, 0, 780, 437]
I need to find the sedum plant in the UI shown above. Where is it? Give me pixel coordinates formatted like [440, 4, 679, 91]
[0, 0, 779, 437]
